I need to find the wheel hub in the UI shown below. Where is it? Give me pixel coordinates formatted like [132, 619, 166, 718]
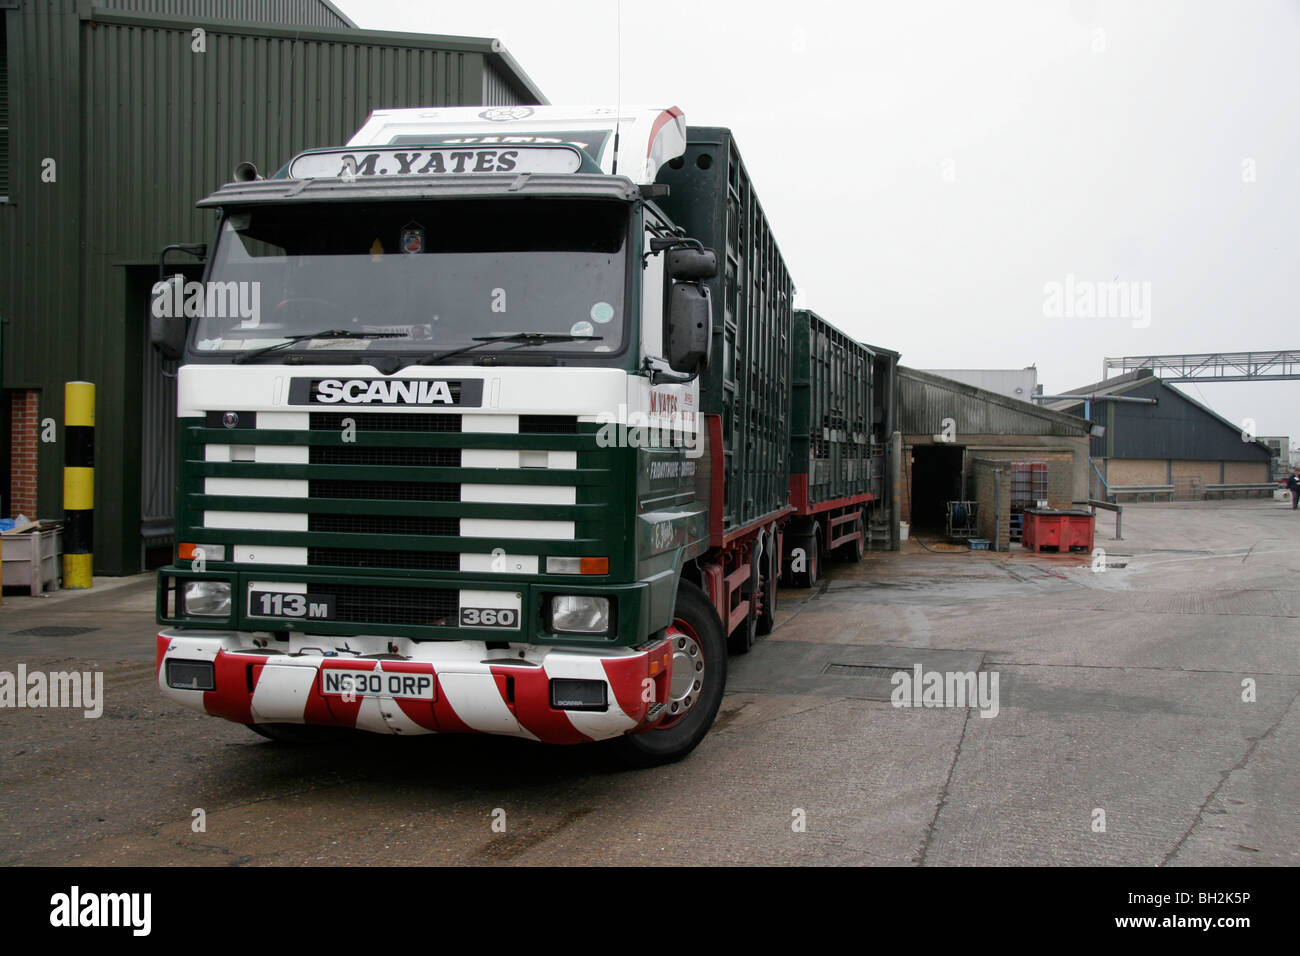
[665, 626, 705, 717]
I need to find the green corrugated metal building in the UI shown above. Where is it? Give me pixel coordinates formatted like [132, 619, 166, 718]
[0, 0, 545, 574]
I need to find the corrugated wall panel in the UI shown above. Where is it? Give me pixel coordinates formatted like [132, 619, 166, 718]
[898, 370, 1087, 438]
[1108, 381, 1272, 462]
[0, 2, 84, 538]
[92, 0, 353, 29]
[1, 14, 9, 197]
[483, 59, 527, 106]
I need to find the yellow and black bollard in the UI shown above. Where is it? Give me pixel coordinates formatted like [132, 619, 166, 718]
[62, 381, 95, 588]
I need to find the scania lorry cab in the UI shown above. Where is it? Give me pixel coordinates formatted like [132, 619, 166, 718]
[154, 106, 740, 764]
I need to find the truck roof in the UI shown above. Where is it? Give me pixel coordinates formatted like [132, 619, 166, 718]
[347, 105, 686, 185]
[195, 172, 643, 208]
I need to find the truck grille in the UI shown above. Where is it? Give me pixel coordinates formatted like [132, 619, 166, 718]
[185, 402, 615, 637]
[308, 547, 458, 571]
[309, 446, 460, 467]
[308, 514, 459, 536]
[320, 583, 459, 627]
[309, 479, 459, 502]
[310, 412, 461, 433]
[520, 415, 578, 434]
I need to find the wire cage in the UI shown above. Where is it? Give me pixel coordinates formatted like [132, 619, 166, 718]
[1009, 461, 1048, 541]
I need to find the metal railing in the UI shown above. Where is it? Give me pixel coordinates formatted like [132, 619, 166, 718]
[1203, 482, 1283, 498]
[1108, 484, 1174, 502]
[1088, 498, 1122, 540]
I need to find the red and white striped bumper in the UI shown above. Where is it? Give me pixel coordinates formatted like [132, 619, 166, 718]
[156, 631, 674, 744]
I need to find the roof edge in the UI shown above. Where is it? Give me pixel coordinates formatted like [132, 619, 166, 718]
[1054, 373, 1274, 457]
[899, 366, 1090, 434]
[313, 0, 358, 28]
[82, 8, 534, 83]
[485, 38, 549, 106]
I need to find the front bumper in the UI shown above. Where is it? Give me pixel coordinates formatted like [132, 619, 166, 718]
[156, 630, 673, 744]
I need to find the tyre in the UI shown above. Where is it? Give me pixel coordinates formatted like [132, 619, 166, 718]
[247, 723, 346, 744]
[729, 537, 767, 654]
[755, 541, 778, 636]
[792, 529, 821, 589]
[728, 597, 757, 654]
[837, 526, 865, 563]
[615, 581, 726, 767]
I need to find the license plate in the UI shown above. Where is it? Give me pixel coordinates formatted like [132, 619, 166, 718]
[249, 590, 335, 621]
[320, 669, 436, 701]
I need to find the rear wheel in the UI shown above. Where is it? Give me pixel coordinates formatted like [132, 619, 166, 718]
[729, 540, 766, 654]
[615, 581, 726, 767]
[792, 529, 822, 589]
[755, 540, 778, 636]
[837, 525, 865, 563]
[728, 597, 758, 654]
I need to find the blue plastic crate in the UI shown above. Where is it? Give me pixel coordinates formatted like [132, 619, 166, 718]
[967, 538, 990, 551]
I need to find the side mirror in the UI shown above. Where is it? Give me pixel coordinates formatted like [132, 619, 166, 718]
[150, 274, 188, 360]
[667, 282, 712, 374]
[667, 248, 717, 281]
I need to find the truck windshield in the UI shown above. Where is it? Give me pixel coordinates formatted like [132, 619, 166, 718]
[192, 198, 629, 360]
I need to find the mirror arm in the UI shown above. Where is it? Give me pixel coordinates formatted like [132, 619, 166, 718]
[158, 242, 208, 281]
[643, 357, 695, 386]
[643, 234, 703, 268]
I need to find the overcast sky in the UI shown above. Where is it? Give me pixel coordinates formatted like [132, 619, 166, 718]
[335, 0, 1299, 448]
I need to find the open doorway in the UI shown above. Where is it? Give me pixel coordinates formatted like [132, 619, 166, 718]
[909, 445, 965, 532]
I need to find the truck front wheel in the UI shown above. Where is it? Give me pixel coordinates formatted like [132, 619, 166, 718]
[615, 581, 726, 767]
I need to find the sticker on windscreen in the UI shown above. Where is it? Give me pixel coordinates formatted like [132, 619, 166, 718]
[570, 320, 595, 337]
[590, 301, 615, 323]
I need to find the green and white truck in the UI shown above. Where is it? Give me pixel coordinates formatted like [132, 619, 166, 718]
[153, 105, 821, 764]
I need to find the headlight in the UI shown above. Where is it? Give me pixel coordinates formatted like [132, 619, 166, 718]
[183, 580, 231, 617]
[550, 595, 611, 635]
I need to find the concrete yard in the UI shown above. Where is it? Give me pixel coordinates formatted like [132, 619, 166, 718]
[1, 499, 1296, 866]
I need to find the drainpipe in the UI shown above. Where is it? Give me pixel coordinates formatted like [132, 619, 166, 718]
[993, 467, 1003, 552]
[890, 431, 902, 550]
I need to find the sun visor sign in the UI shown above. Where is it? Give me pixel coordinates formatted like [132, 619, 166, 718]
[287, 145, 584, 180]
[288, 378, 484, 407]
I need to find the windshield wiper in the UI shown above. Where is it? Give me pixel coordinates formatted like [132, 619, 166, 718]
[419, 332, 603, 366]
[232, 329, 407, 364]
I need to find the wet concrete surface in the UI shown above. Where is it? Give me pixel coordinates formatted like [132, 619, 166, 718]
[1, 500, 1296, 865]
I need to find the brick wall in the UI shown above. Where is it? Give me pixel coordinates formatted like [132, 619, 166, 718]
[1223, 460, 1269, 483]
[961, 450, 1075, 510]
[1170, 460, 1220, 485]
[1106, 458, 1168, 486]
[9, 391, 41, 518]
